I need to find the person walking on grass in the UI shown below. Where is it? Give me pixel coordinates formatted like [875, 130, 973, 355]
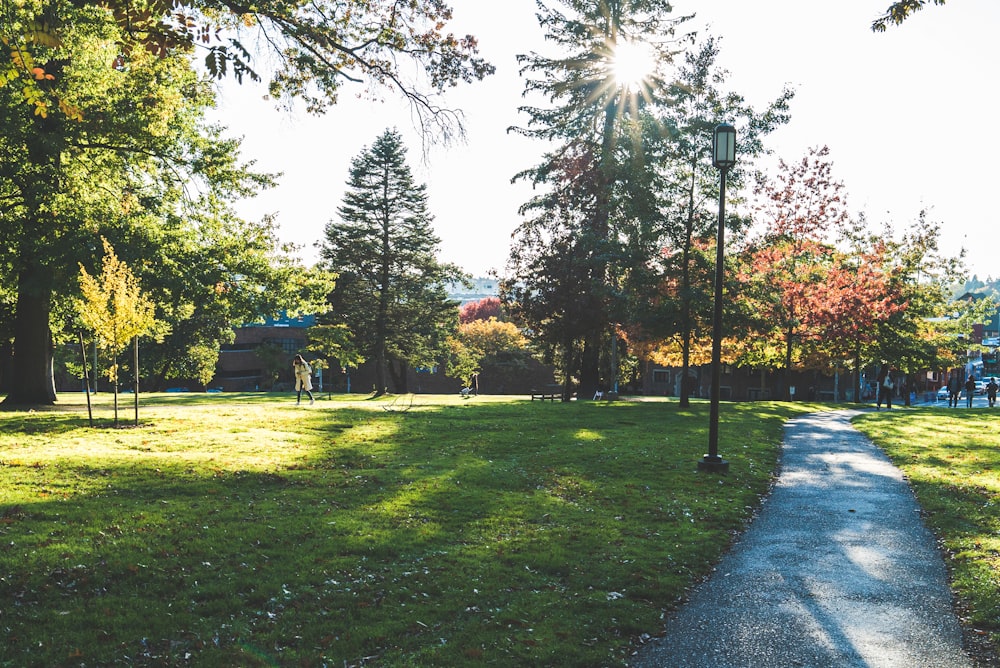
[965, 375, 976, 408]
[293, 354, 315, 405]
[988, 377, 998, 408]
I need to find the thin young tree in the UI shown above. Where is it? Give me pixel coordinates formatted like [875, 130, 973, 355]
[76, 238, 157, 426]
[319, 129, 466, 395]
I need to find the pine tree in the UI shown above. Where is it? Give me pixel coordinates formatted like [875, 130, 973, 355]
[319, 129, 465, 395]
[505, 0, 687, 398]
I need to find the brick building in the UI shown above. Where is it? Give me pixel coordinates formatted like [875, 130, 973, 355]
[213, 314, 314, 391]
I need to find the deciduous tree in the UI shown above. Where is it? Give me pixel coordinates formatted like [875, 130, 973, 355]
[76, 237, 157, 424]
[840, 211, 975, 387]
[0, 0, 494, 139]
[0, 5, 326, 405]
[446, 317, 532, 390]
[872, 1, 947, 31]
[737, 146, 849, 398]
[623, 38, 791, 405]
[459, 297, 502, 324]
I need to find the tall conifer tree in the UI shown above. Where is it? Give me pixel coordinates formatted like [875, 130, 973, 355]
[319, 129, 465, 395]
[504, 0, 687, 398]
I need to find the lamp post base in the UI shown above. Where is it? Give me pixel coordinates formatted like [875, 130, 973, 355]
[697, 455, 730, 473]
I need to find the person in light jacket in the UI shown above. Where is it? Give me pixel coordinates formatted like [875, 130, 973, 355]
[293, 354, 315, 405]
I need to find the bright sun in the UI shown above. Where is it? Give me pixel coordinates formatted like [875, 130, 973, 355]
[611, 39, 656, 91]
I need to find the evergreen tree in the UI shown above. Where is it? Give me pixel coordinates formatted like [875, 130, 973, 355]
[319, 129, 466, 395]
[504, 0, 687, 398]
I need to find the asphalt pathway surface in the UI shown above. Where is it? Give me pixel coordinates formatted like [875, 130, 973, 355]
[632, 410, 974, 668]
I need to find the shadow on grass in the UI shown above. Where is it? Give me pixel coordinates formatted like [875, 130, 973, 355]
[1, 399, 813, 666]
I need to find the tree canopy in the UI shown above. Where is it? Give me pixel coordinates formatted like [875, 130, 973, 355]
[0, 3, 329, 404]
[872, 0, 947, 32]
[621, 37, 791, 405]
[0, 0, 494, 138]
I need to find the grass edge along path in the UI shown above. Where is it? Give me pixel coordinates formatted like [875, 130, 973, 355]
[1, 394, 816, 666]
[853, 409, 1000, 664]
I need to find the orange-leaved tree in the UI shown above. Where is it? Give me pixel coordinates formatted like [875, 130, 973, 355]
[445, 318, 529, 390]
[737, 146, 850, 399]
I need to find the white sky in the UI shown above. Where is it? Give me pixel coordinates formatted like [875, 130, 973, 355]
[210, 0, 1000, 280]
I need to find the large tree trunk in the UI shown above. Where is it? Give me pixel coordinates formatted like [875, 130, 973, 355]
[3, 267, 56, 405]
[0, 341, 13, 394]
[577, 98, 617, 401]
[5, 112, 63, 407]
[579, 336, 601, 400]
[372, 353, 388, 396]
[560, 336, 575, 402]
[387, 359, 409, 394]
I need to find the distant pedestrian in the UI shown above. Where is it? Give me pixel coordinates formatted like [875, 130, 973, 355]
[965, 375, 976, 408]
[947, 372, 962, 408]
[987, 377, 999, 408]
[293, 354, 315, 405]
[876, 367, 893, 410]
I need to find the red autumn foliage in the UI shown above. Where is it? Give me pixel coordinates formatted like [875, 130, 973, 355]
[459, 297, 502, 324]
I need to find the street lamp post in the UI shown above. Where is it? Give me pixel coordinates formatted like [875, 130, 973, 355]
[698, 123, 735, 473]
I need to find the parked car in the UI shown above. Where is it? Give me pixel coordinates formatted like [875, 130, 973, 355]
[975, 380, 987, 395]
[937, 386, 951, 401]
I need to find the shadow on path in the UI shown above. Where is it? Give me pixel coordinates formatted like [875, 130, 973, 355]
[632, 410, 973, 668]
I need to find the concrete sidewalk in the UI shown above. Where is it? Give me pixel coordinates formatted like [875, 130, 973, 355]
[632, 410, 974, 668]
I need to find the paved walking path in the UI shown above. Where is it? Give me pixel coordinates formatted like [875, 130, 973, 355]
[632, 410, 974, 668]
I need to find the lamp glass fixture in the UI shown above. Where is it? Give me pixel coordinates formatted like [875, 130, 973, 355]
[713, 124, 736, 169]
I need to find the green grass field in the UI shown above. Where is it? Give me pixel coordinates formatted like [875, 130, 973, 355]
[853, 408, 1000, 656]
[3, 394, 997, 666]
[0, 392, 815, 667]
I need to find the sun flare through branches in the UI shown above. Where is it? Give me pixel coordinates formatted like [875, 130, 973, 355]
[611, 38, 657, 93]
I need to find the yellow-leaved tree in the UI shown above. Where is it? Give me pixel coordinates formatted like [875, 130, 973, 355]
[77, 238, 158, 426]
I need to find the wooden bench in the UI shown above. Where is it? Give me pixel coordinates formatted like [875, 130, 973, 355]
[531, 385, 562, 401]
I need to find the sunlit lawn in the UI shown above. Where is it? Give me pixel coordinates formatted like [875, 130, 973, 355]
[0, 393, 817, 666]
[853, 408, 1000, 655]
